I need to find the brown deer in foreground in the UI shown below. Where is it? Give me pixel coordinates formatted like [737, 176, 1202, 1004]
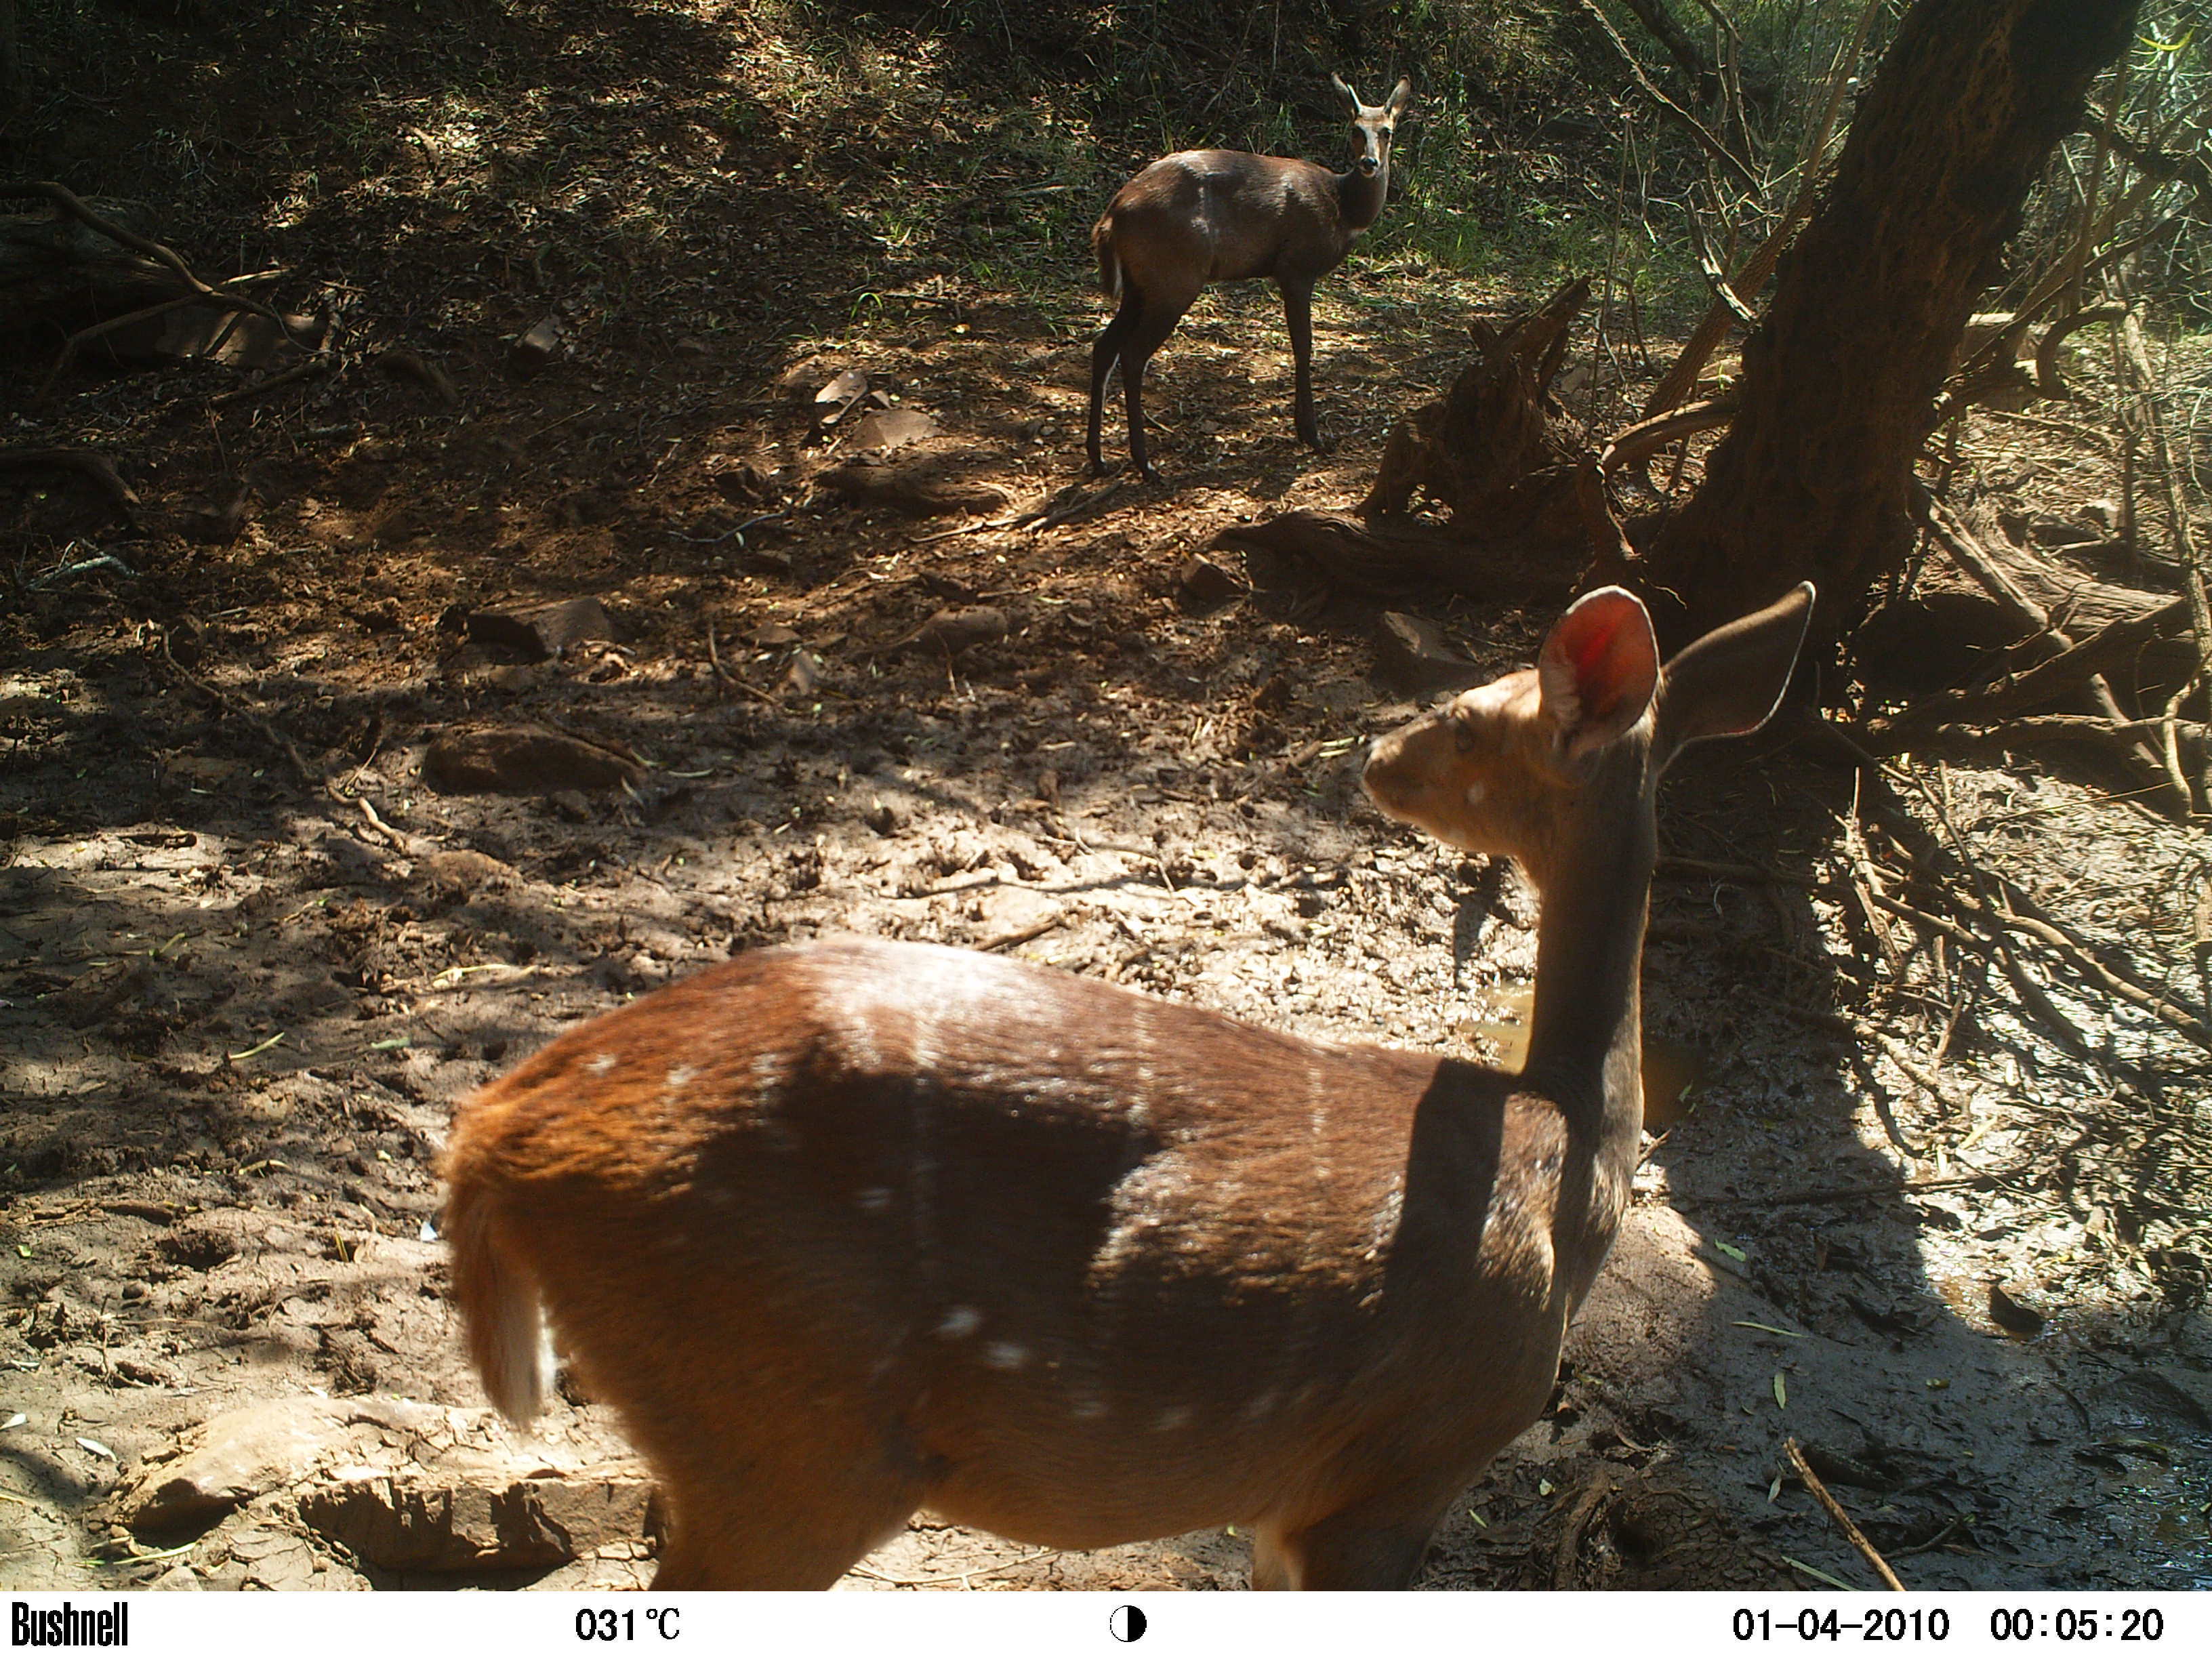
[1086, 73, 1413, 480]
[441, 582, 1814, 1590]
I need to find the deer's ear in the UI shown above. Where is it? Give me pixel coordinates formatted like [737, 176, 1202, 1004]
[1654, 582, 1816, 768]
[1538, 587, 1660, 760]
[1330, 72, 1361, 114]
[1385, 78, 1413, 119]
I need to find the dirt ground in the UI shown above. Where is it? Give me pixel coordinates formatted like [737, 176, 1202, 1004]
[3, 0, 2209, 1597]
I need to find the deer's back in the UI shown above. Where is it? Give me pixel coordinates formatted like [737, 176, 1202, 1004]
[1105, 150, 1345, 286]
[449, 937, 1578, 1542]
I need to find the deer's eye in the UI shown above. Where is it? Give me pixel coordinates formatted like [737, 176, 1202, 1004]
[1451, 716, 1479, 754]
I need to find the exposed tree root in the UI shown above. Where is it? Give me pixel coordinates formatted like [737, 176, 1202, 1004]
[1212, 510, 1580, 606]
[0, 446, 141, 525]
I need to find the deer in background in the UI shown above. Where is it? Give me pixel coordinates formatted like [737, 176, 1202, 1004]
[1086, 73, 1414, 480]
[441, 582, 1815, 1589]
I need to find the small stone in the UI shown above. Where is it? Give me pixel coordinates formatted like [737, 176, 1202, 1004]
[849, 407, 938, 455]
[461, 596, 620, 663]
[420, 848, 519, 903]
[509, 317, 565, 376]
[909, 606, 1008, 657]
[1174, 556, 1244, 615]
[1989, 1280, 2049, 1336]
[1374, 611, 1485, 697]
[422, 726, 644, 796]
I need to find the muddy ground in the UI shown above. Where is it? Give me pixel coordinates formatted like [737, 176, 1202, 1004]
[3, 0, 2209, 1597]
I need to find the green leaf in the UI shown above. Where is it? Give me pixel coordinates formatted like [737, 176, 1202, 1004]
[1773, 1371, 1788, 1408]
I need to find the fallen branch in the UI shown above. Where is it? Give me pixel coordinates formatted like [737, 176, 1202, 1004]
[1784, 1437, 1906, 1591]
[1212, 511, 1580, 605]
[1870, 594, 2192, 740]
[977, 913, 1069, 953]
[703, 621, 781, 707]
[2032, 302, 2128, 396]
[1599, 395, 1738, 479]
[30, 268, 292, 401]
[1905, 712, 2205, 751]
[209, 354, 335, 408]
[3, 182, 306, 340]
[7, 183, 326, 400]
[1914, 483, 2185, 806]
[1940, 878, 2211, 1048]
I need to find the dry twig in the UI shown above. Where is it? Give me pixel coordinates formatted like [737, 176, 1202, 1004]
[146, 623, 314, 786]
[1784, 1437, 1906, 1591]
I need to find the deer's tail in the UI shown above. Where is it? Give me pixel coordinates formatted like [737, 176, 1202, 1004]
[1092, 214, 1122, 302]
[442, 1149, 550, 1425]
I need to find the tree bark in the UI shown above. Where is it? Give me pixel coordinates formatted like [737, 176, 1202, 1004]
[1637, 0, 2138, 652]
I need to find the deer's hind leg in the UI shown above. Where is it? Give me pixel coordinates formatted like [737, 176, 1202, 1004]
[1088, 290, 1142, 474]
[1113, 281, 1198, 481]
[551, 1285, 929, 1589]
[636, 1399, 926, 1589]
[1250, 1481, 1454, 1590]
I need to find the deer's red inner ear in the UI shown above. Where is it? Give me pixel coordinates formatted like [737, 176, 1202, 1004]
[1540, 588, 1659, 750]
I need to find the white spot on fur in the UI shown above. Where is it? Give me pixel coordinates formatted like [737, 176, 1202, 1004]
[842, 1016, 884, 1074]
[1242, 1389, 1280, 1422]
[587, 1052, 617, 1076]
[1463, 778, 1488, 808]
[1153, 1405, 1192, 1432]
[857, 1186, 892, 1214]
[665, 1064, 697, 1090]
[1364, 1185, 1404, 1261]
[983, 1341, 1031, 1371]
[1090, 1156, 1190, 1279]
[935, 1305, 981, 1340]
[1128, 1002, 1157, 1126]
[747, 1050, 790, 1112]
[1070, 1389, 1108, 1421]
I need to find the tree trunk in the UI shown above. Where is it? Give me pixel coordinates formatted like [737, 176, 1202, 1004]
[1615, 0, 1721, 108]
[1638, 0, 2137, 653]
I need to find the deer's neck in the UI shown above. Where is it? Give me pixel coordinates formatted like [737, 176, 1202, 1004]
[1519, 743, 1656, 1172]
[1336, 160, 1389, 237]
